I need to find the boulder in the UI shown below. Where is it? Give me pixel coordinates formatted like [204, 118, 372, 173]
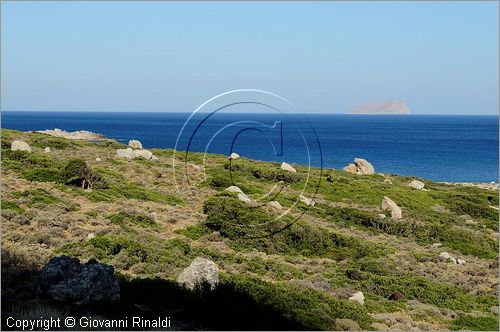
[228, 152, 240, 160]
[238, 193, 253, 205]
[457, 259, 466, 265]
[40, 256, 119, 304]
[268, 201, 282, 210]
[335, 318, 361, 331]
[348, 291, 365, 305]
[281, 162, 297, 173]
[226, 186, 244, 194]
[134, 149, 154, 160]
[95, 157, 101, 162]
[299, 194, 315, 206]
[44, 147, 51, 153]
[343, 158, 374, 175]
[128, 140, 143, 149]
[381, 196, 402, 220]
[11, 140, 31, 152]
[177, 257, 219, 290]
[370, 323, 389, 331]
[116, 148, 135, 159]
[408, 180, 425, 190]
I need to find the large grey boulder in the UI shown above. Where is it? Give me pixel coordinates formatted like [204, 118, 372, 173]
[343, 158, 375, 175]
[381, 196, 402, 220]
[40, 256, 120, 304]
[11, 140, 31, 152]
[348, 291, 365, 305]
[128, 140, 143, 149]
[281, 162, 297, 173]
[299, 194, 315, 206]
[226, 186, 244, 194]
[177, 257, 219, 290]
[408, 180, 425, 190]
[116, 148, 135, 159]
[228, 152, 240, 160]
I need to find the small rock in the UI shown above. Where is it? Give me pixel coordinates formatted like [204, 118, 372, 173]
[268, 201, 282, 210]
[95, 157, 101, 162]
[378, 214, 386, 219]
[237, 193, 252, 205]
[44, 147, 51, 153]
[116, 148, 135, 159]
[150, 212, 157, 222]
[430, 243, 442, 249]
[299, 194, 315, 206]
[86, 233, 96, 240]
[281, 162, 297, 173]
[134, 149, 154, 160]
[348, 291, 364, 305]
[408, 180, 425, 190]
[457, 259, 466, 265]
[228, 152, 240, 160]
[335, 318, 361, 331]
[226, 186, 244, 194]
[128, 140, 143, 149]
[438, 252, 457, 264]
[381, 196, 402, 220]
[40, 256, 120, 304]
[343, 158, 374, 175]
[370, 323, 389, 331]
[11, 140, 31, 152]
[177, 257, 219, 290]
[489, 306, 499, 314]
[432, 204, 449, 213]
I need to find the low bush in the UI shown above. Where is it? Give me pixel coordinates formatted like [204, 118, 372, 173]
[108, 211, 156, 228]
[450, 315, 499, 331]
[1, 201, 24, 214]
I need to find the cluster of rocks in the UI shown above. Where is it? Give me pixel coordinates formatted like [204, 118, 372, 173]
[226, 186, 253, 205]
[36, 128, 103, 140]
[40, 256, 120, 304]
[438, 252, 466, 265]
[343, 158, 374, 175]
[116, 140, 158, 160]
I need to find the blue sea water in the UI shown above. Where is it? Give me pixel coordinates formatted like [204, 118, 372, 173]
[1, 111, 498, 183]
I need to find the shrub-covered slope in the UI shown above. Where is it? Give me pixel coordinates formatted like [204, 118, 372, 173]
[1, 129, 498, 331]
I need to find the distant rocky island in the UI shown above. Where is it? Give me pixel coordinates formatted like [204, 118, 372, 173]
[351, 99, 410, 114]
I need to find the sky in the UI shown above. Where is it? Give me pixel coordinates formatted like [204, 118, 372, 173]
[1, 1, 498, 115]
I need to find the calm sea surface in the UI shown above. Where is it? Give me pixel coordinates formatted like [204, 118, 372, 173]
[2, 111, 498, 182]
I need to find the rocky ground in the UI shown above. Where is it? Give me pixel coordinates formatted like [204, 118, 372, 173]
[1, 129, 499, 331]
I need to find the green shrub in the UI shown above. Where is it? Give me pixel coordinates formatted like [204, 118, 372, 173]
[29, 135, 73, 149]
[450, 315, 499, 331]
[13, 188, 61, 205]
[176, 225, 211, 240]
[108, 211, 156, 228]
[1, 201, 24, 214]
[63, 158, 107, 189]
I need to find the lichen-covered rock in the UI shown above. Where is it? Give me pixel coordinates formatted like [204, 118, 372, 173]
[44, 147, 51, 153]
[408, 180, 425, 190]
[40, 256, 120, 304]
[299, 194, 315, 206]
[238, 192, 253, 205]
[177, 257, 219, 290]
[128, 140, 143, 149]
[11, 140, 31, 152]
[268, 201, 282, 210]
[281, 162, 297, 173]
[226, 186, 243, 194]
[343, 158, 374, 175]
[348, 291, 365, 305]
[116, 148, 135, 159]
[438, 252, 457, 264]
[228, 152, 240, 160]
[335, 318, 361, 331]
[381, 196, 402, 220]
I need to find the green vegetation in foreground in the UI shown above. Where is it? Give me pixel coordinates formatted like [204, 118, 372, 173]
[450, 315, 499, 331]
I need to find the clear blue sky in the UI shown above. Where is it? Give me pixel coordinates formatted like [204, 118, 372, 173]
[1, 1, 498, 114]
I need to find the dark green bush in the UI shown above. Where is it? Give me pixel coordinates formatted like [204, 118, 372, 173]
[1, 201, 24, 214]
[451, 315, 499, 331]
[108, 211, 156, 228]
[29, 135, 72, 149]
[63, 158, 107, 189]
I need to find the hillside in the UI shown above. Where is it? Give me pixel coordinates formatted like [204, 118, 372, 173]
[1, 129, 499, 331]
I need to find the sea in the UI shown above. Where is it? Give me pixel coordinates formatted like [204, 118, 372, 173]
[1, 111, 498, 183]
